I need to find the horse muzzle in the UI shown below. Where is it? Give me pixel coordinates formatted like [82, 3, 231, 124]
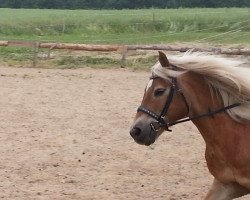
[130, 118, 161, 146]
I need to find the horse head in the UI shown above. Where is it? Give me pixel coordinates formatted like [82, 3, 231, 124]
[130, 52, 189, 146]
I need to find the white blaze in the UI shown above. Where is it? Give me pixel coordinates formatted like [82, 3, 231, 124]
[146, 80, 153, 92]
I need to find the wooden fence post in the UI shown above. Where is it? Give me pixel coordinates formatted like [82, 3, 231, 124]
[33, 42, 40, 67]
[120, 46, 128, 68]
[62, 24, 66, 34]
[47, 43, 57, 59]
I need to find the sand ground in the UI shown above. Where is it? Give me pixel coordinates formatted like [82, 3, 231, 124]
[0, 66, 248, 199]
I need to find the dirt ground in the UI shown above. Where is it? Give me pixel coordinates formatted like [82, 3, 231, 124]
[0, 66, 248, 200]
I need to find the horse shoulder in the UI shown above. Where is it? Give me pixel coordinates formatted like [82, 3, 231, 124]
[204, 121, 250, 189]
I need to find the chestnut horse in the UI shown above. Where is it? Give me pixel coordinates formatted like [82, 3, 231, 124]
[130, 52, 250, 199]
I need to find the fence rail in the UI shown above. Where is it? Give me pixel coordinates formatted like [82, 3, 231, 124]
[0, 40, 250, 67]
[1, 40, 250, 55]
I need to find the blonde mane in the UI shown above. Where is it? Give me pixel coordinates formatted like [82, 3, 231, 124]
[152, 53, 250, 122]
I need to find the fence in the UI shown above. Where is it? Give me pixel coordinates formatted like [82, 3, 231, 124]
[0, 40, 250, 67]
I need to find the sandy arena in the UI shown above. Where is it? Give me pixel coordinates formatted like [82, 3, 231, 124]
[0, 67, 249, 200]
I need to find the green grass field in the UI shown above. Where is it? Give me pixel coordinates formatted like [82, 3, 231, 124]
[0, 8, 250, 44]
[0, 8, 250, 69]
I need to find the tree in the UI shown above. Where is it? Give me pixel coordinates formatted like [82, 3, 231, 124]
[0, 0, 249, 9]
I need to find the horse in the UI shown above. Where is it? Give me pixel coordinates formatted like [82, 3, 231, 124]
[130, 51, 250, 199]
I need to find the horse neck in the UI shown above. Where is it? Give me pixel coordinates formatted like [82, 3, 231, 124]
[179, 72, 237, 145]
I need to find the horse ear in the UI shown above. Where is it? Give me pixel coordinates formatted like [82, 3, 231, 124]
[158, 51, 170, 67]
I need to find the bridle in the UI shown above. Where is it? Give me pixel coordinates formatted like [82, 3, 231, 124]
[137, 75, 241, 132]
[137, 76, 188, 132]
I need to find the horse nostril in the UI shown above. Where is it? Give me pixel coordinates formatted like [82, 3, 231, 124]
[130, 127, 141, 138]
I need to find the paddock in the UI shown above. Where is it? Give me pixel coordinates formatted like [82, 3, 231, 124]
[0, 66, 248, 199]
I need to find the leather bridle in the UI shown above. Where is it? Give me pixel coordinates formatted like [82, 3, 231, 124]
[137, 75, 241, 132]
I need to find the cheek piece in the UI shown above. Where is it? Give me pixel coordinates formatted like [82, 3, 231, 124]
[137, 77, 178, 132]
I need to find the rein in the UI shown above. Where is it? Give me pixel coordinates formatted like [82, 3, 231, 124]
[137, 76, 241, 132]
[166, 102, 241, 127]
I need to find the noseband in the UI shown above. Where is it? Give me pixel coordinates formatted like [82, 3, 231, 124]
[137, 76, 241, 132]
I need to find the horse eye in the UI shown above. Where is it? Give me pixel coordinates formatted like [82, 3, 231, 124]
[154, 89, 166, 97]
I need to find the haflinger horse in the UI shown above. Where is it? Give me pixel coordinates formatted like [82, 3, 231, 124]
[130, 51, 250, 199]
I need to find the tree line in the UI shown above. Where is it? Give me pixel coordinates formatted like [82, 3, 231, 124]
[0, 0, 249, 9]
